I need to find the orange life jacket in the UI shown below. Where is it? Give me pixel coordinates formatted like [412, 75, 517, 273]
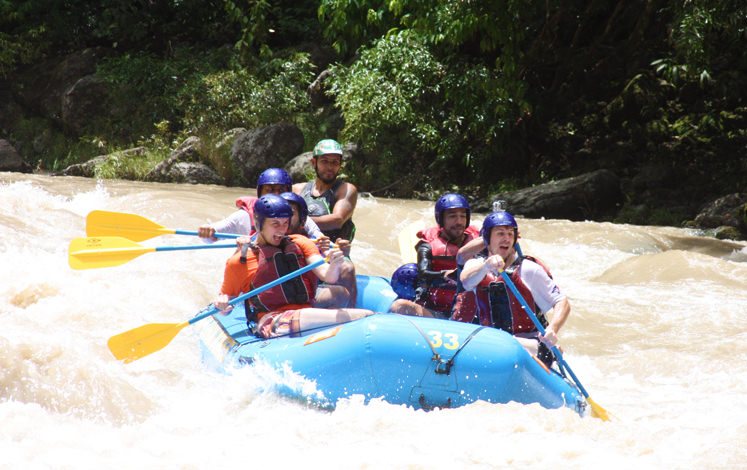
[245, 236, 317, 321]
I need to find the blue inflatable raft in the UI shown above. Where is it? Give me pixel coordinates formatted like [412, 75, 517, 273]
[196, 275, 588, 415]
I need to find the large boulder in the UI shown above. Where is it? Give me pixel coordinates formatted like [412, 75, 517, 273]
[230, 123, 304, 186]
[157, 162, 223, 185]
[145, 136, 221, 184]
[13, 48, 110, 122]
[0, 140, 31, 172]
[691, 193, 747, 240]
[285, 151, 314, 181]
[61, 74, 114, 136]
[476, 169, 623, 220]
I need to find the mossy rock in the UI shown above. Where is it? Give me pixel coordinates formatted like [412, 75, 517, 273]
[714, 225, 742, 241]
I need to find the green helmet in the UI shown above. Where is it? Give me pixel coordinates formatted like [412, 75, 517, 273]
[313, 139, 343, 157]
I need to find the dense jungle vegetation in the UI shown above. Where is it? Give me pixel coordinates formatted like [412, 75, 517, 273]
[1, 0, 746, 225]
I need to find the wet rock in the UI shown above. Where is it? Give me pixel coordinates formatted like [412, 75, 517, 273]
[159, 162, 222, 185]
[694, 193, 747, 229]
[215, 128, 246, 153]
[285, 151, 313, 181]
[476, 169, 623, 220]
[145, 137, 217, 184]
[230, 123, 304, 186]
[57, 147, 147, 177]
[691, 193, 747, 240]
[714, 225, 741, 240]
[0, 139, 31, 172]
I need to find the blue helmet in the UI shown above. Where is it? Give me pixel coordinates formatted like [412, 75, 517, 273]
[481, 211, 518, 246]
[434, 193, 471, 227]
[256, 168, 292, 195]
[391, 263, 418, 300]
[280, 192, 308, 227]
[253, 194, 293, 230]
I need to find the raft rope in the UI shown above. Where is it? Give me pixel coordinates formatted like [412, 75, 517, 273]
[397, 314, 486, 375]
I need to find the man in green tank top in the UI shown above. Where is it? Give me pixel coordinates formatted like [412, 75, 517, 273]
[293, 139, 359, 306]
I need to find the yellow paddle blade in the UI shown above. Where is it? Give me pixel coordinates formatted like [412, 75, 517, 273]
[588, 397, 615, 421]
[86, 210, 175, 242]
[107, 321, 189, 363]
[398, 220, 425, 264]
[68, 236, 155, 269]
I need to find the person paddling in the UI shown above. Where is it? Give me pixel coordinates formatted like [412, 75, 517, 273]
[213, 194, 374, 338]
[280, 191, 348, 308]
[292, 139, 357, 306]
[390, 193, 482, 318]
[198, 168, 322, 241]
[454, 211, 571, 367]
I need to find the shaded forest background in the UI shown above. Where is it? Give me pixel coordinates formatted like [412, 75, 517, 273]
[1, 0, 745, 226]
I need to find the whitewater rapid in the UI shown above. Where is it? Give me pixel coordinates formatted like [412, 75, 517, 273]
[1, 173, 745, 469]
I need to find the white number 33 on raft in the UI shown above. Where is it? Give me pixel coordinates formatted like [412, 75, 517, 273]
[427, 331, 459, 350]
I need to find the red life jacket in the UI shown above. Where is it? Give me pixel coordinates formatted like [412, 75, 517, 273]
[415, 225, 480, 315]
[452, 256, 550, 334]
[235, 196, 257, 234]
[245, 237, 317, 320]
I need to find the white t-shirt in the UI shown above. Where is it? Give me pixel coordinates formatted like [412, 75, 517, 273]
[202, 210, 324, 241]
[462, 257, 565, 313]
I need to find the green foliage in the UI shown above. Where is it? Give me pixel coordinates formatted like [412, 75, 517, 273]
[655, 0, 747, 98]
[97, 47, 235, 138]
[318, 0, 394, 56]
[3, 0, 746, 229]
[93, 150, 166, 180]
[0, 0, 233, 73]
[328, 30, 523, 192]
[183, 52, 316, 135]
[320, 0, 533, 63]
[7, 115, 102, 171]
[224, 0, 322, 62]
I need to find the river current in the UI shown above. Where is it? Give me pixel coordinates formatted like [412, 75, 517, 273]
[1, 172, 746, 469]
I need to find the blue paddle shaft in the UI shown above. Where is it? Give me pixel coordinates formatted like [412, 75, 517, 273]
[173, 229, 240, 239]
[187, 258, 326, 326]
[497, 270, 591, 399]
[154, 243, 236, 252]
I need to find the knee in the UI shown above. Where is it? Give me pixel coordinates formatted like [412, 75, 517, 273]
[340, 260, 356, 278]
[390, 299, 407, 314]
[331, 285, 350, 306]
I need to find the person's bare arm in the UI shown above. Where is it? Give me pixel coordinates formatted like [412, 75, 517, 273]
[312, 183, 357, 231]
[456, 237, 485, 265]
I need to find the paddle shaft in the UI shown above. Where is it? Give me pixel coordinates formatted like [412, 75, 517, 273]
[174, 230, 239, 239]
[187, 257, 326, 326]
[107, 257, 327, 363]
[496, 270, 591, 399]
[153, 243, 236, 252]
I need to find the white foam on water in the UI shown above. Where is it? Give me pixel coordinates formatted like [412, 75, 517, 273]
[1, 173, 746, 469]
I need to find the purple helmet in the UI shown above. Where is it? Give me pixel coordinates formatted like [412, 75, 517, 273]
[280, 191, 308, 226]
[256, 168, 292, 195]
[253, 194, 293, 230]
[391, 263, 418, 300]
[434, 193, 471, 226]
[481, 211, 518, 246]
